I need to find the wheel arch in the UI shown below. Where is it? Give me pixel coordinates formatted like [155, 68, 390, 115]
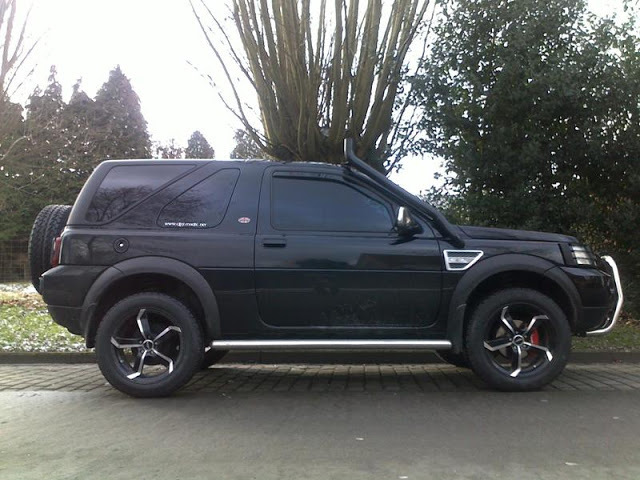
[446, 254, 581, 353]
[82, 256, 221, 348]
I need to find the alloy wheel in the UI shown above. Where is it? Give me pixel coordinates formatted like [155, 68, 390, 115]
[110, 308, 183, 381]
[482, 305, 556, 378]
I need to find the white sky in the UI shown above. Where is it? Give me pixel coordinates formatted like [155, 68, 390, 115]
[17, 0, 628, 195]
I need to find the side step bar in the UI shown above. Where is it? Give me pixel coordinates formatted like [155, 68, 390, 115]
[210, 340, 452, 351]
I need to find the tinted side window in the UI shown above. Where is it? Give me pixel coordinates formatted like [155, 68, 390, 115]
[86, 164, 192, 223]
[271, 176, 391, 232]
[159, 169, 240, 228]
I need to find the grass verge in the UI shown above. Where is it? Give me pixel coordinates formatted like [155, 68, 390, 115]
[0, 284, 638, 353]
[572, 322, 640, 352]
[0, 288, 85, 353]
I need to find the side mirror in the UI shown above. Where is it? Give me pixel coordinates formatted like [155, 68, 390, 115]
[396, 206, 422, 236]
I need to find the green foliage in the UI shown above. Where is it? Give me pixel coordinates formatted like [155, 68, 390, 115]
[572, 323, 640, 351]
[0, 66, 153, 241]
[0, 287, 84, 352]
[414, 0, 640, 314]
[93, 66, 151, 160]
[154, 139, 184, 159]
[0, 304, 85, 352]
[185, 130, 215, 158]
[0, 98, 24, 167]
[230, 128, 263, 159]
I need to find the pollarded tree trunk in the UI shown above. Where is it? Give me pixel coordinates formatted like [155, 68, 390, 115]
[192, 0, 432, 173]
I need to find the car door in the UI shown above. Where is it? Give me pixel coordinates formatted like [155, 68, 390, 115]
[254, 167, 442, 336]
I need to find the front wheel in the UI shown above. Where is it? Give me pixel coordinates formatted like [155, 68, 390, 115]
[466, 288, 571, 391]
[95, 293, 203, 397]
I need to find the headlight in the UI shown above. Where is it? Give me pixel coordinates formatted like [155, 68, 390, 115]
[570, 245, 597, 267]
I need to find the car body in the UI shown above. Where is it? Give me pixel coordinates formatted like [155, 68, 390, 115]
[32, 143, 623, 396]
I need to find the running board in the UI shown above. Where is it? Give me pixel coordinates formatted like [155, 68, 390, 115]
[210, 340, 452, 351]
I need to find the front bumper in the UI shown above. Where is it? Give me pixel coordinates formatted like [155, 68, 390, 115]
[586, 255, 623, 336]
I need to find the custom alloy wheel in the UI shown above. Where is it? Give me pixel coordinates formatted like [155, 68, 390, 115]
[466, 288, 571, 391]
[96, 293, 203, 397]
[110, 308, 182, 380]
[482, 305, 555, 378]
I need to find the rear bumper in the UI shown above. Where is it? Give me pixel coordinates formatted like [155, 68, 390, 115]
[40, 265, 107, 337]
[40, 265, 106, 307]
[47, 305, 83, 336]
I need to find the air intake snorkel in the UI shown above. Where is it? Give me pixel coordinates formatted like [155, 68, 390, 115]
[343, 139, 465, 248]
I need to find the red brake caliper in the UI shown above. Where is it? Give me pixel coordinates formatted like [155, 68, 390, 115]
[530, 329, 540, 345]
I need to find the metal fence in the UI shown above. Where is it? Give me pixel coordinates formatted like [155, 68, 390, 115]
[0, 239, 29, 283]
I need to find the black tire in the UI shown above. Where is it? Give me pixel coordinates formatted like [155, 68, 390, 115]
[436, 350, 470, 369]
[466, 288, 571, 391]
[95, 292, 203, 397]
[201, 349, 228, 369]
[28, 204, 71, 293]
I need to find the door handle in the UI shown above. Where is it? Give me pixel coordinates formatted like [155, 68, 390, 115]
[262, 237, 287, 248]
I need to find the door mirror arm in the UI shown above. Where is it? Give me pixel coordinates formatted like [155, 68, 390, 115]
[395, 206, 423, 237]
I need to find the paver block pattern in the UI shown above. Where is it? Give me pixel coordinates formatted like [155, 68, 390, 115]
[1, 363, 640, 393]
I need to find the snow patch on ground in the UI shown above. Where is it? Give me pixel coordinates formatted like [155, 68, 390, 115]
[0, 283, 37, 294]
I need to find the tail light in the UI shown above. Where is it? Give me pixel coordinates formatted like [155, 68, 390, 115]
[51, 236, 62, 267]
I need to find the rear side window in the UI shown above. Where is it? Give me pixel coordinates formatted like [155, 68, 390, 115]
[158, 168, 240, 228]
[86, 164, 192, 223]
[271, 176, 392, 232]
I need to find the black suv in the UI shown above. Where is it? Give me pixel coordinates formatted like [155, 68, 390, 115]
[29, 141, 623, 397]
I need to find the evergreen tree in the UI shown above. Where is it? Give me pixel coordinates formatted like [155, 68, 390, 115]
[0, 66, 155, 240]
[185, 130, 214, 158]
[230, 129, 262, 159]
[0, 98, 24, 237]
[93, 66, 151, 159]
[0, 98, 24, 161]
[25, 67, 66, 168]
[0, 67, 68, 239]
[60, 79, 104, 193]
[154, 139, 184, 159]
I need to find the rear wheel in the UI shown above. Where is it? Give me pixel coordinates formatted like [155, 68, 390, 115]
[466, 288, 571, 391]
[28, 204, 71, 292]
[95, 293, 203, 397]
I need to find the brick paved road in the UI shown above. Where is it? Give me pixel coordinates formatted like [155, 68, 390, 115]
[3, 362, 640, 479]
[1, 362, 640, 393]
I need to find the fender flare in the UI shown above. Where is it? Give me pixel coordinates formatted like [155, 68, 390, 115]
[446, 254, 581, 353]
[82, 256, 221, 347]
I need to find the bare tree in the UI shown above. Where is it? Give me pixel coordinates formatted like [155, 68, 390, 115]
[0, 0, 37, 161]
[1, 0, 36, 100]
[192, 0, 433, 173]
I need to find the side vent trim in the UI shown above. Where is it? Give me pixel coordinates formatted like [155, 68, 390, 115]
[443, 250, 484, 271]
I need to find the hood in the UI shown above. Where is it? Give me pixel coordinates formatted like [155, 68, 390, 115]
[458, 225, 578, 243]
